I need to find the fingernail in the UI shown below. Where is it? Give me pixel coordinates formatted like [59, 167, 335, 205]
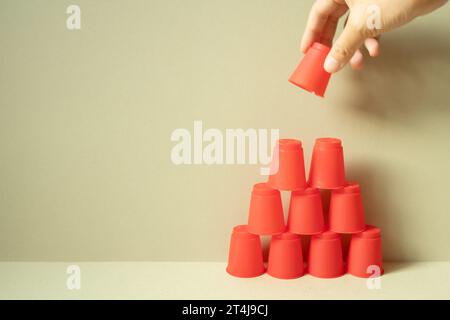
[365, 38, 380, 57]
[366, 42, 376, 54]
[324, 56, 340, 73]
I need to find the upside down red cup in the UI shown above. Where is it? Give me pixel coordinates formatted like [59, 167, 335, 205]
[329, 183, 366, 233]
[267, 139, 307, 191]
[247, 183, 285, 235]
[347, 225, 383, 278]
[289, 42, 331, 97]
[226, 225, 265, 278]
[308, 230, 345, 278]
[267, 232, 304, 279]
[287, 187, 324, 235]
[308, 138, 346, 189]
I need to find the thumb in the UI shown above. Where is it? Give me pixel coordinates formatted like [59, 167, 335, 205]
[324, 22, 366, 73]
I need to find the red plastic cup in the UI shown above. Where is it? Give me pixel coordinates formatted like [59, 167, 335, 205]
[247, 183, 285, 235]
[267, 139, 307, 191]
[289, 42, 331, 97]
[267, 232, 304, 279]
[308, 138, 346, 189]
[347, 225, 383, 278]
[308, 230, 345, 278]
[226, 225, 265, 278]
[329, 183, 366, 234]
[287, 187, 324, 235]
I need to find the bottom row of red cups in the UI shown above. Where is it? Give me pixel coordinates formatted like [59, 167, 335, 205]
[226, 225, 383, 279]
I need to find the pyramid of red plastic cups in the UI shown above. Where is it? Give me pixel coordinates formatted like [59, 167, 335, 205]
[308, 230, 345, 278]
[287, 187, 324, 235]
[267, 232, 304, 279]
[289, 42, 332, 97]
[347, 225, 383, 278]
[247, 183, 285, 235]
[226, 136, 383, 280]
[226, 225, 265, 278]
[267, 139, 307, 191]
[329, 183, 366, 234]
[308, 138, 346, 189]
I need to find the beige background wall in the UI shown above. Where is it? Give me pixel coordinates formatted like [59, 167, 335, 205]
[0, 0, 449, 261]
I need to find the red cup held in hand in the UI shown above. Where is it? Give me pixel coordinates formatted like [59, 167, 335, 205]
[289, 42, 332, 97]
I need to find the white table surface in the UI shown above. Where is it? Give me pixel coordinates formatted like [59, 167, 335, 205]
[0, 262, 448, 299]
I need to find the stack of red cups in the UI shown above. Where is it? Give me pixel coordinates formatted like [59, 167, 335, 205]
[226, 137, 383, 280]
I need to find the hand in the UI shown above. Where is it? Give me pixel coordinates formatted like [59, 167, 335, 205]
[300, 0, 448, 73]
